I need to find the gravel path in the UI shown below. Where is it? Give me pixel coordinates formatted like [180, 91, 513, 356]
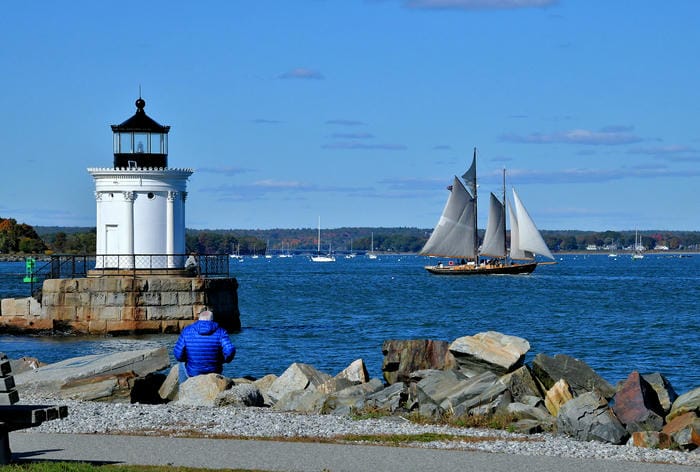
[21, 396, 699, 467]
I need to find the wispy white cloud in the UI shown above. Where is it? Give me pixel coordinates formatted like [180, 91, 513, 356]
[322, 142, 408, 150]
[628, 145, 697, 154]
[278, 68, 325, 80]
[497, 165, 700, 185]
[402, 0, 558, 10]
[500, 127, 643, 145]
[627, 145, 700, 162]
[203, 180, 373, 201]
[325, 119, 366, 126]
[197, 166, 254, 176]
[329, 132, 375, 139]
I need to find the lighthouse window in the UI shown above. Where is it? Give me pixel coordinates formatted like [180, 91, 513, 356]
[118, 133, 132, 153]
[151, 133, 166, 153]
[147, 192, 155, 200]
[134, 133, 148, 153]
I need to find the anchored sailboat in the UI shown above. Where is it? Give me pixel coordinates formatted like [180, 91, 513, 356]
[311, 216, 335, 262]
[420, 148, 555, 275]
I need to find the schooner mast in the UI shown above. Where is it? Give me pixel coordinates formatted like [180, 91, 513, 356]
[461, 148, 478, 262]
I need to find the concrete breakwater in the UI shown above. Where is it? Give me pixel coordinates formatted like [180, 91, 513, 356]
[11, 331, 700, 455]
[0, 276, 241, 334]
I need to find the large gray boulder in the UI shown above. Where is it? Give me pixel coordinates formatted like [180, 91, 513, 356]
[14, 348, 169, 399]
[667, 385, 700, 422]
[267, 363, 331, 403]
[272, 389, 328, 413]
[215, 383, 265, 407]
[532, 353, 615, 399]
[641, 373, 677, 415]
[323, 378, 386, 415]
[365, 382, 408, 413]
[449, 331, 529, 377]
[175, 374, 232, 406]
[499, 366, 543, 403]
[382, 339, 453, 385]
[416, 369, 507, 417]
[317, 359, 370, 394]
[556, 391, 629, 444]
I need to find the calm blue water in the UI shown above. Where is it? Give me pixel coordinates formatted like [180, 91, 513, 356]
[1, 254, 698, 395]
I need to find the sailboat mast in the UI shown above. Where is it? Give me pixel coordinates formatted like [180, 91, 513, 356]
[502, 167, 507, 261]
[472, 147, 479, 262]
[317, 216, 321, 254]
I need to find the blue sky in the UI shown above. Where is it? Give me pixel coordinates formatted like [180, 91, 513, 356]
[2, 1, 699, 231]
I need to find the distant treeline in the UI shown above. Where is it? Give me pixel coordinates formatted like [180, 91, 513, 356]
[16, 226, 700, 256]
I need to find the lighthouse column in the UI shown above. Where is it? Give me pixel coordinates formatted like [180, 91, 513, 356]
[95, 192, 103, 268]
[167, 191, 176, 268]
[123, 191, 135, 268]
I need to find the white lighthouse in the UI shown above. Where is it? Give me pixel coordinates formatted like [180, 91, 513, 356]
[88, 97, 193, 269]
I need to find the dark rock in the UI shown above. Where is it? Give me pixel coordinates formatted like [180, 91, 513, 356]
[382, 339, 453, 385]
[511, 419, 545, 434]
[216, 383, 265, 407]
[532, 353, 615, 399]
[415, 369, 508, 418]
[365, 382, 408, 413]
[323, 378, 386, 415]
[556, 391, 629, 444]
[500, 365, 543, 403]
[612, 371, 665, 433]
[130, 372, 167, 404]
[641, 373, 677, 415]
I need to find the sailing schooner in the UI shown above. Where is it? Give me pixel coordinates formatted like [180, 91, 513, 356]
[420, 148, 555, 275]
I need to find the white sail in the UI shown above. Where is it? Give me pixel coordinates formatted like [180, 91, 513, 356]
[461, 151, 477, 195]
[420, 176, 475, 258]
[508, 203, 528, 260]
[480, 192, 506, 257]
[512, 189, 554, 260]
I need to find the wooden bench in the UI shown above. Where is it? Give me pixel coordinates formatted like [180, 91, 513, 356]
[1, 353, 68, 464]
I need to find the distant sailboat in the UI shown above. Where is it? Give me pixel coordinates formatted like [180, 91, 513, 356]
[279, 242, 293, 258]
[311, 216, 335, 262]
[345, 239, 356, 259]
[229, 243, 243, 262]
[367, 232, 378, 259]
[632, 230, 644, 260]
[420, 148, 555, 275]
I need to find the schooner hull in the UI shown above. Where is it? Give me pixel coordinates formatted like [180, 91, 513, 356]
[424, 261, 538, 275]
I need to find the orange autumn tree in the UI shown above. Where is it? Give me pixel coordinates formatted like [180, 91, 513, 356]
[0, 217, 46, 254]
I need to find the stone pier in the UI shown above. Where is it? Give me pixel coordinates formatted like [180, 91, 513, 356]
[0, 276, 240, 335]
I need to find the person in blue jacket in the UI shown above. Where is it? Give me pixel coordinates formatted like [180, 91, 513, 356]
[173, 308, 236, 383]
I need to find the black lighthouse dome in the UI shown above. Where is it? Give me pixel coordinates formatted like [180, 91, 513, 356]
[111, 97, 171, 168]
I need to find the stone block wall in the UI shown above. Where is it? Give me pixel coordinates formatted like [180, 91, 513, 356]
[0, 276, 240, 335]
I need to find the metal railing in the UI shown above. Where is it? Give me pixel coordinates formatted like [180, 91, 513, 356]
[32, 253, 231, 281]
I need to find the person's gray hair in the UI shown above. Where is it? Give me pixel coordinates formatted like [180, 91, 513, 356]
[198, 309, 213, 321]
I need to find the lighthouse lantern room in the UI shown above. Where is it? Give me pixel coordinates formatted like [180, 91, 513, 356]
[88, 97, 193, 270]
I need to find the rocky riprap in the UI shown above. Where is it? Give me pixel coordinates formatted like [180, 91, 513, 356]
[11, 330, 700, 466]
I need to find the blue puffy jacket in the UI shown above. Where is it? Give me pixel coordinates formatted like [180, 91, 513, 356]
[173, 319, 236, 377]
